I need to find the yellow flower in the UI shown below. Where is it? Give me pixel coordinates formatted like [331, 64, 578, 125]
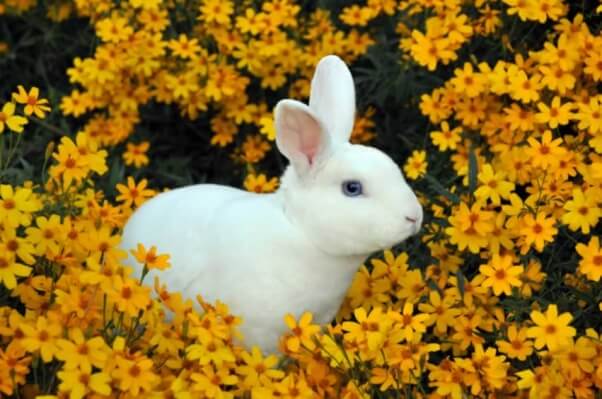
[131, 243, 171, 271]
[450, 63, 487, 98]
[496, 324, 533, 360]
[345, 263, 391, 313]
[474, 164, 515, 205]
[576, 236, 602, 282]
[503, 0, 535, 21]
[243, 173, 279, 193]
[186, 334, 235, 367]
[57, 368, 112, 399]
[341, 307, 391, 351]
[55, 328, 108, 373]
[430, 121, 462, 151]
[59, 89, 91, 116]
[199, 0, 234, 25]
[25, 214, 64, 256]
[418, 290, 461, 336]
[283, 312, 321, 353]
[527, 304, 576, 350]
[112, 355, 159, 396]
[428, 360, 466, 399]
[390, 302, 429, 341]
[115, 177, 156, 208]
[258, 115, 276, 141]
[557, 337, 597, 379]
[530, 0, 567, 22]
[0, 185, 42, 228]
[96, 16, 133, 43]
[520, 259, 546, 297]
[240, 134, 270, 163]
[0, 342, 30, 386]
[539, 63, 575, 94]
[122, 141, 150, 168]
[0, 248, 31, 289]
[271, 371, 315, 399]
[83, 224, 127, 261]
[445, 202, 494, 254]
[540, 33, 579, 71]
[168, 34, 201, 59]
[535, 96, 573, 128]
[508, 69, 541, 103]
[503, 103, 535, 132]
[561, 188, 601, 234]
[403, 150, 427, 180]
[584, 49, 602, 81]
[129, 0, 161, 9]
[339, 5, 376, 26]
[519, 212, 557, 253]
[370, 367, 396, 391]
[575, 97, 602, 135]
[0, 102, 28, 133]
[109, 275, 151, 317]
[450, 314, 484, 351]
[20, 316, 62, 362]
[190, 365, 238, 398]
[12, 86, 51, 118]
[409, 31, 455, 71]
[50, 137, 90, 188]
[237, 347, 284, 388]
[396, 269, 426, 303]
[479, 254, 523, 296]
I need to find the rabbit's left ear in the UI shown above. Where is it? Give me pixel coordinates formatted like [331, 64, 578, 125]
[309, 55, 356, 145]
[275, 99, 333, 177]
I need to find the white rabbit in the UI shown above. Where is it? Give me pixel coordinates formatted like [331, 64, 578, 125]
[120, 55, 423, 353]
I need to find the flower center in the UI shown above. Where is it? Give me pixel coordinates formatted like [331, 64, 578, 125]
[3, 199, 15, 209]
[129, 365, 141, 377]
[38, 331, 50, 341]
[121, 286, 132, 299]
[495, 269, 507, 280]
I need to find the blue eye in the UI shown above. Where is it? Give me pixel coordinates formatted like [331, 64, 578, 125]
[342, 180, 363, 197]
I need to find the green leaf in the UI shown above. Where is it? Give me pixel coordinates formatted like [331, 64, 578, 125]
[468, 147, 478, 195]
[424, 174, 460, 205]
[456, 269, 466, 298]
[105, 157, 125, 197]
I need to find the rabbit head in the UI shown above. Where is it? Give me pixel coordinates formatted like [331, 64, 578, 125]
[275, 55, 423, 257]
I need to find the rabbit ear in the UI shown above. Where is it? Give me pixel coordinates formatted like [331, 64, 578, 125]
[275, 99, 332, 176]
[309, 55, 356, 145]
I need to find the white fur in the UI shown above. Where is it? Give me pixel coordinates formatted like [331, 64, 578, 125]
[120, 55, 423, 353]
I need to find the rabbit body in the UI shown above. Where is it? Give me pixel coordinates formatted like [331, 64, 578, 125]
[121, 55, 423, 353]
[122, 183, 364, 351]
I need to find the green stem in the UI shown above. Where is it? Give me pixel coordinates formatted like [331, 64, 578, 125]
[30, 117, 65, 136]
[4, 132, 23, 169]
[140, 264, 149, 284]
[0, 135, 4, 171]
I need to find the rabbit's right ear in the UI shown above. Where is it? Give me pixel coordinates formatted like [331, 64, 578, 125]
[275, 99, 332, 177]
[309, 55, 356, 145]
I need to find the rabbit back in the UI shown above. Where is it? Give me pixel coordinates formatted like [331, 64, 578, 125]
[121, 184, 250, 295]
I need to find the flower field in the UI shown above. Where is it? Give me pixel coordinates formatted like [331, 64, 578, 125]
[1, 0, 602, 397]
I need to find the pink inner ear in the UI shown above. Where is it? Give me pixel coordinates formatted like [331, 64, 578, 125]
[295, 112, 322, 166]
[301, 145, 318, 165]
